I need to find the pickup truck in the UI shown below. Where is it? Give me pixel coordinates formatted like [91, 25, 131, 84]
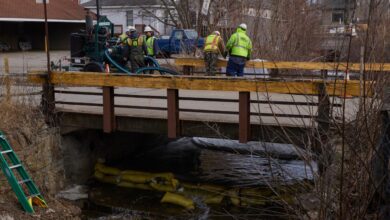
[156, 29, 204, 57]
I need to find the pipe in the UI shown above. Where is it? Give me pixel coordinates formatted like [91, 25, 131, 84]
[136, 67, 180, 75]
[104, 50, 132, 74]
[105, 50, 179, 75]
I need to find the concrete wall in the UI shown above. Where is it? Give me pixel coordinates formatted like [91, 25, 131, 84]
[0, 21, 83, 51]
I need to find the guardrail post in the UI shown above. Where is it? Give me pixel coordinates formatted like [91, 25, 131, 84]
[167, 89, 180, 138]
[239, 91, 251, 143]
[317, 83, 331, 137]
[3, 57, 11, 103]
[372, 85, 390, 204]
[103, 86, 116, 133]
[316, 82, 331, 172]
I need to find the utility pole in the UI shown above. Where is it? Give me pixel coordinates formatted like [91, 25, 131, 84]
[40, 0, 55, 124]
[95, 0, 100, 59]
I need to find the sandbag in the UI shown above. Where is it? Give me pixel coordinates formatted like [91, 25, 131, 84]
[117, 181, 154, 191]
[95, 163, 121, 176]
[204, 194, 224, 205]
[121, 173, 153, 184]
[150, 182, 177, 192]
[161, 192, 195, 210]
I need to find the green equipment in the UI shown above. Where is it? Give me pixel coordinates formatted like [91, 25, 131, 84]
[0, 131, 47, 213]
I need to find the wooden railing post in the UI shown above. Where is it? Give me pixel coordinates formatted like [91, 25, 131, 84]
[239, 91, 251, 143]
[167, 89, 180, 138]
[103, 86, 116, 133]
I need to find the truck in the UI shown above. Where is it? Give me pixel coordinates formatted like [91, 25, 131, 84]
[156, 29, 204, 57]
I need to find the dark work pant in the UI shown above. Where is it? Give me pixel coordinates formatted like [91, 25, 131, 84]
[130, 55, 145, 73]
[204, 52, 219, 76]
[226, 56, 246, 77]
[145, 56, 156, 74]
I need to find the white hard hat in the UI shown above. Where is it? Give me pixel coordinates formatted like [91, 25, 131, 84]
[213, 31, 220, 36]
[127, 26, 136, 32]
[144, 26, 153, 32]
[239, 23, 247, 30]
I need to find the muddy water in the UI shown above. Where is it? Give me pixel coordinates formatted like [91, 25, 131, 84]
[70, 136, 313, 219]
[81, 183, 287, 220]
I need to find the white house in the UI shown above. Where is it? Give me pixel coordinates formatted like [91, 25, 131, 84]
[82, 0, 174, 35]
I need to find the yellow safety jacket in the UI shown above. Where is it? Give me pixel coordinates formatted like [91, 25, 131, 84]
[144, 36, 155, 56]
[204, 34, 222, 53]
[127, 37, 144, 47]
[226, 28, 252, 58]
[119, 33, 128, 44]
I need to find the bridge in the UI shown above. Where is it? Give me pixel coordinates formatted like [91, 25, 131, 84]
[26, 58, 375, 144]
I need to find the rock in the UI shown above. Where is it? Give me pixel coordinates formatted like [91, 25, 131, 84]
[46, 208, 55, 214]
[0, 215, 14, 220]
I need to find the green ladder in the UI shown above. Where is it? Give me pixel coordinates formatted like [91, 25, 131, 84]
[0, 131, 47, 213]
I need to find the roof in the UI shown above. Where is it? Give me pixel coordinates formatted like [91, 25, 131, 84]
[83, 0, 161, 7]
[0, 0, 87, 22]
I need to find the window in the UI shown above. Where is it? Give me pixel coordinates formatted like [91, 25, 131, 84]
[332, 12, 344, 23]
[127, 10, 133, 26]
[114, 25, 123, 35]
[184, 30, 198, 39]
[174, 31, 184, 40]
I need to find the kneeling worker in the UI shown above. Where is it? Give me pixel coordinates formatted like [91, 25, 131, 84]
[203, 31, 225, 76]
[226, 23, 252, 77]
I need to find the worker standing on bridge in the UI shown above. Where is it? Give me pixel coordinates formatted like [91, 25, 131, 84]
[143, 26, 159, 58]
[143, 26, 159, 74]
[226, 23, 252, 77]
[117, 28, 130, 46]
[127, 27, 145, 73]
[117, 27, 132, 66]
[203, 31, 225, 76]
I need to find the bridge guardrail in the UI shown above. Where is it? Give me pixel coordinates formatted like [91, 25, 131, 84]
[28, 71, 371, 143]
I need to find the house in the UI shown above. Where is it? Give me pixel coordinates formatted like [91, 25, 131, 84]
[82, 0, 174, 35]
[0, 0, 88, 50]
[315, 0, 367, 50]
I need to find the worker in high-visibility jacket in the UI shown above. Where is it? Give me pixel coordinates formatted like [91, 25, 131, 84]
[142, 26, 159, 74]
[127, 27, 145, 73]
[203, 31, 225, 76]
[143, 26, 159, 57]
[117, 30, 129, 45]
[225, 23, 252, 76]
[116, 26, 132, 66]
